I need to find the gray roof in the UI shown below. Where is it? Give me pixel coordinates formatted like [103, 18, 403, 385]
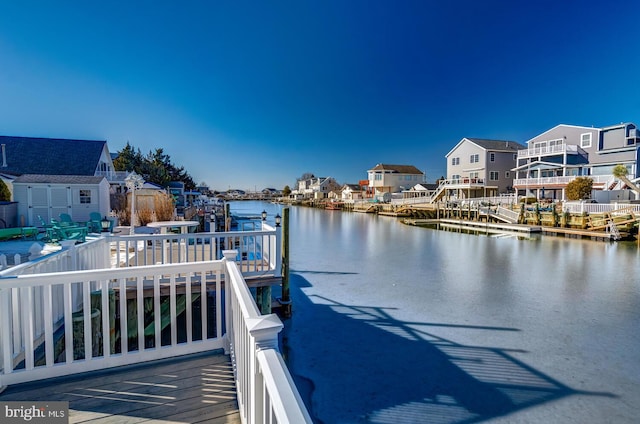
[13, 174, 106, 184]
[369, 164, 424, 174]
[0, 136, 107, 176]
[465, 138, 525, 152]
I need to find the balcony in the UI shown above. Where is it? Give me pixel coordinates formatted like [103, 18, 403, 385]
[517, 144, 580, 159]
[513, 175, 610, 189]
[94, 170, 131, 183]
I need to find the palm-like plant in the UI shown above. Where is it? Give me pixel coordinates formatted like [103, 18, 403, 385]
[612, 164, 640, 195]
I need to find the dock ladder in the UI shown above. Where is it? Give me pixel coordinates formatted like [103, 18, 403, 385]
[606, 220, 621, 240]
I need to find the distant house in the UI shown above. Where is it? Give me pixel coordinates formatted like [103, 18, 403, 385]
[226, 189, 246, 198]
[445, 138, 524, 199]
[293, 176, 340, 199]
[397, 183, 438, 202]
[367, 164, 425, 195]
[13, 175, 110, 226]
[341, 184, 363, 201]
[513, 123, 640, 200]
[262, 188, 282, 197]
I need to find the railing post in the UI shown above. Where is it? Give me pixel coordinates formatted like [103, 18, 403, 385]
[280, 208, 291, 318]
[222, 250, 237, 354]
[247, 314, 284, 424]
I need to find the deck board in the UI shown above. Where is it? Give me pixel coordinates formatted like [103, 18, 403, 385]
[0, 351, 240, 424]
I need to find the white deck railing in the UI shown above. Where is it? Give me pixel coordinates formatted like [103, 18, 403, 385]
[562, 202, 640, 214]
[513, 175, 611, 187]
[109, 228, 282, 278]
[517, 143, 580, 158]
[1, 250, 310, 423]
[224, 251, 312, 424]
[0, 259, 227, 387]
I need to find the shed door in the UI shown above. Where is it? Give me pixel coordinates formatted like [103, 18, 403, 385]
[29, 186, 50, 224]
[27, 186, 72, 224]
[50, 187, 71, 220]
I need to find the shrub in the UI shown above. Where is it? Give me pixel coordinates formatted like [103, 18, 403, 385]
[566, 177, 593, 201]
[154, 192, 175, 221]
[0, 179, 10, 201]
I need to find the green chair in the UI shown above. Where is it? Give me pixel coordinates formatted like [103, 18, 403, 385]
[59, 213, 74, 224]
[88, 212, 102, 233]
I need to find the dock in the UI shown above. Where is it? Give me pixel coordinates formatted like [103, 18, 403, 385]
[405, 218, 541, 235]
[404, 218, 619, 240]
[0, 351, 240, 423]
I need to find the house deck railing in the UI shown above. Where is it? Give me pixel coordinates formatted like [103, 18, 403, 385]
[109, 227, 282, 279]
[517, 143, 581, 158]
[0, 227, 281, 279]
[513, 175, 611, 188]
[1, 250, 310, 423]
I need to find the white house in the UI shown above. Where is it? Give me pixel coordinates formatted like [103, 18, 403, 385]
[367, 164, 425, 195]
[294, 176, 340, 199]
[341, 184, 363, 201]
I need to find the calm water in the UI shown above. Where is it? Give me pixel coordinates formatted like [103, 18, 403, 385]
[231, 201, 640, 424]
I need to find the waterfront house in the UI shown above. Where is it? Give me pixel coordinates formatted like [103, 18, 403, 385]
[397, 182, 438, 202]
[513, 123, 640, 200]
[294, 176, 340, 199]
[367, 164, 425, 196]
[341, 183, 364, 201]
[445, 138, 523, 200]
[13, 174, 110, 226]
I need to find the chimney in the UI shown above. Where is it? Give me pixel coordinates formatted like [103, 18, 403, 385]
[1, 144, 6, 167]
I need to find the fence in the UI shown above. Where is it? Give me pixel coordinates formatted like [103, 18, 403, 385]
[1, 251, 311, 423]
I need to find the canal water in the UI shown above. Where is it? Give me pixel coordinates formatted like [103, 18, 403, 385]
[230, 201, 640, 424]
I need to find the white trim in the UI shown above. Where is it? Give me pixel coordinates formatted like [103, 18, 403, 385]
[580, 132, 592, 148]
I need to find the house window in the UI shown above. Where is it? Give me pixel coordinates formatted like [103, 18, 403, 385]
[470, 172, 479, 179]
[79, 190, 92, 204]
[490, 153, 495, 162]
[451, 157, 460, 165]
[489, 171, 499, 181]
[581, 133, 592, 148]
[470, 154, 479, 163]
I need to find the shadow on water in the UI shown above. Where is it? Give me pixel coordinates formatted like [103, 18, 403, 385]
[284, 273, 615, 424]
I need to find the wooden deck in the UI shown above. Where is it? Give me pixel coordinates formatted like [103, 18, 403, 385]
[0, 351, 240, 424]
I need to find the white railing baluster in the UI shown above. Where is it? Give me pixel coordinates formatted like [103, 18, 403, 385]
[100, 280, 110, 357]
[43, 284, 54, 366]
[22, 286, 34, 370]
[1, 287, 12, 377]
[185, 272, 192, 344]
[154, 275, 161, 349]
[137, 275, 144, 352]
[63, 283, 73, 364]
[83, 280, 92, 360]
[216, 267, 222, 339]
[201, 270, 207, 341]
[118, 277, 127, 356]
[170, 273, 177, 346]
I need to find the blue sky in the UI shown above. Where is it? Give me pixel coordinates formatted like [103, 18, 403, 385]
[1, 1, 639, 191]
